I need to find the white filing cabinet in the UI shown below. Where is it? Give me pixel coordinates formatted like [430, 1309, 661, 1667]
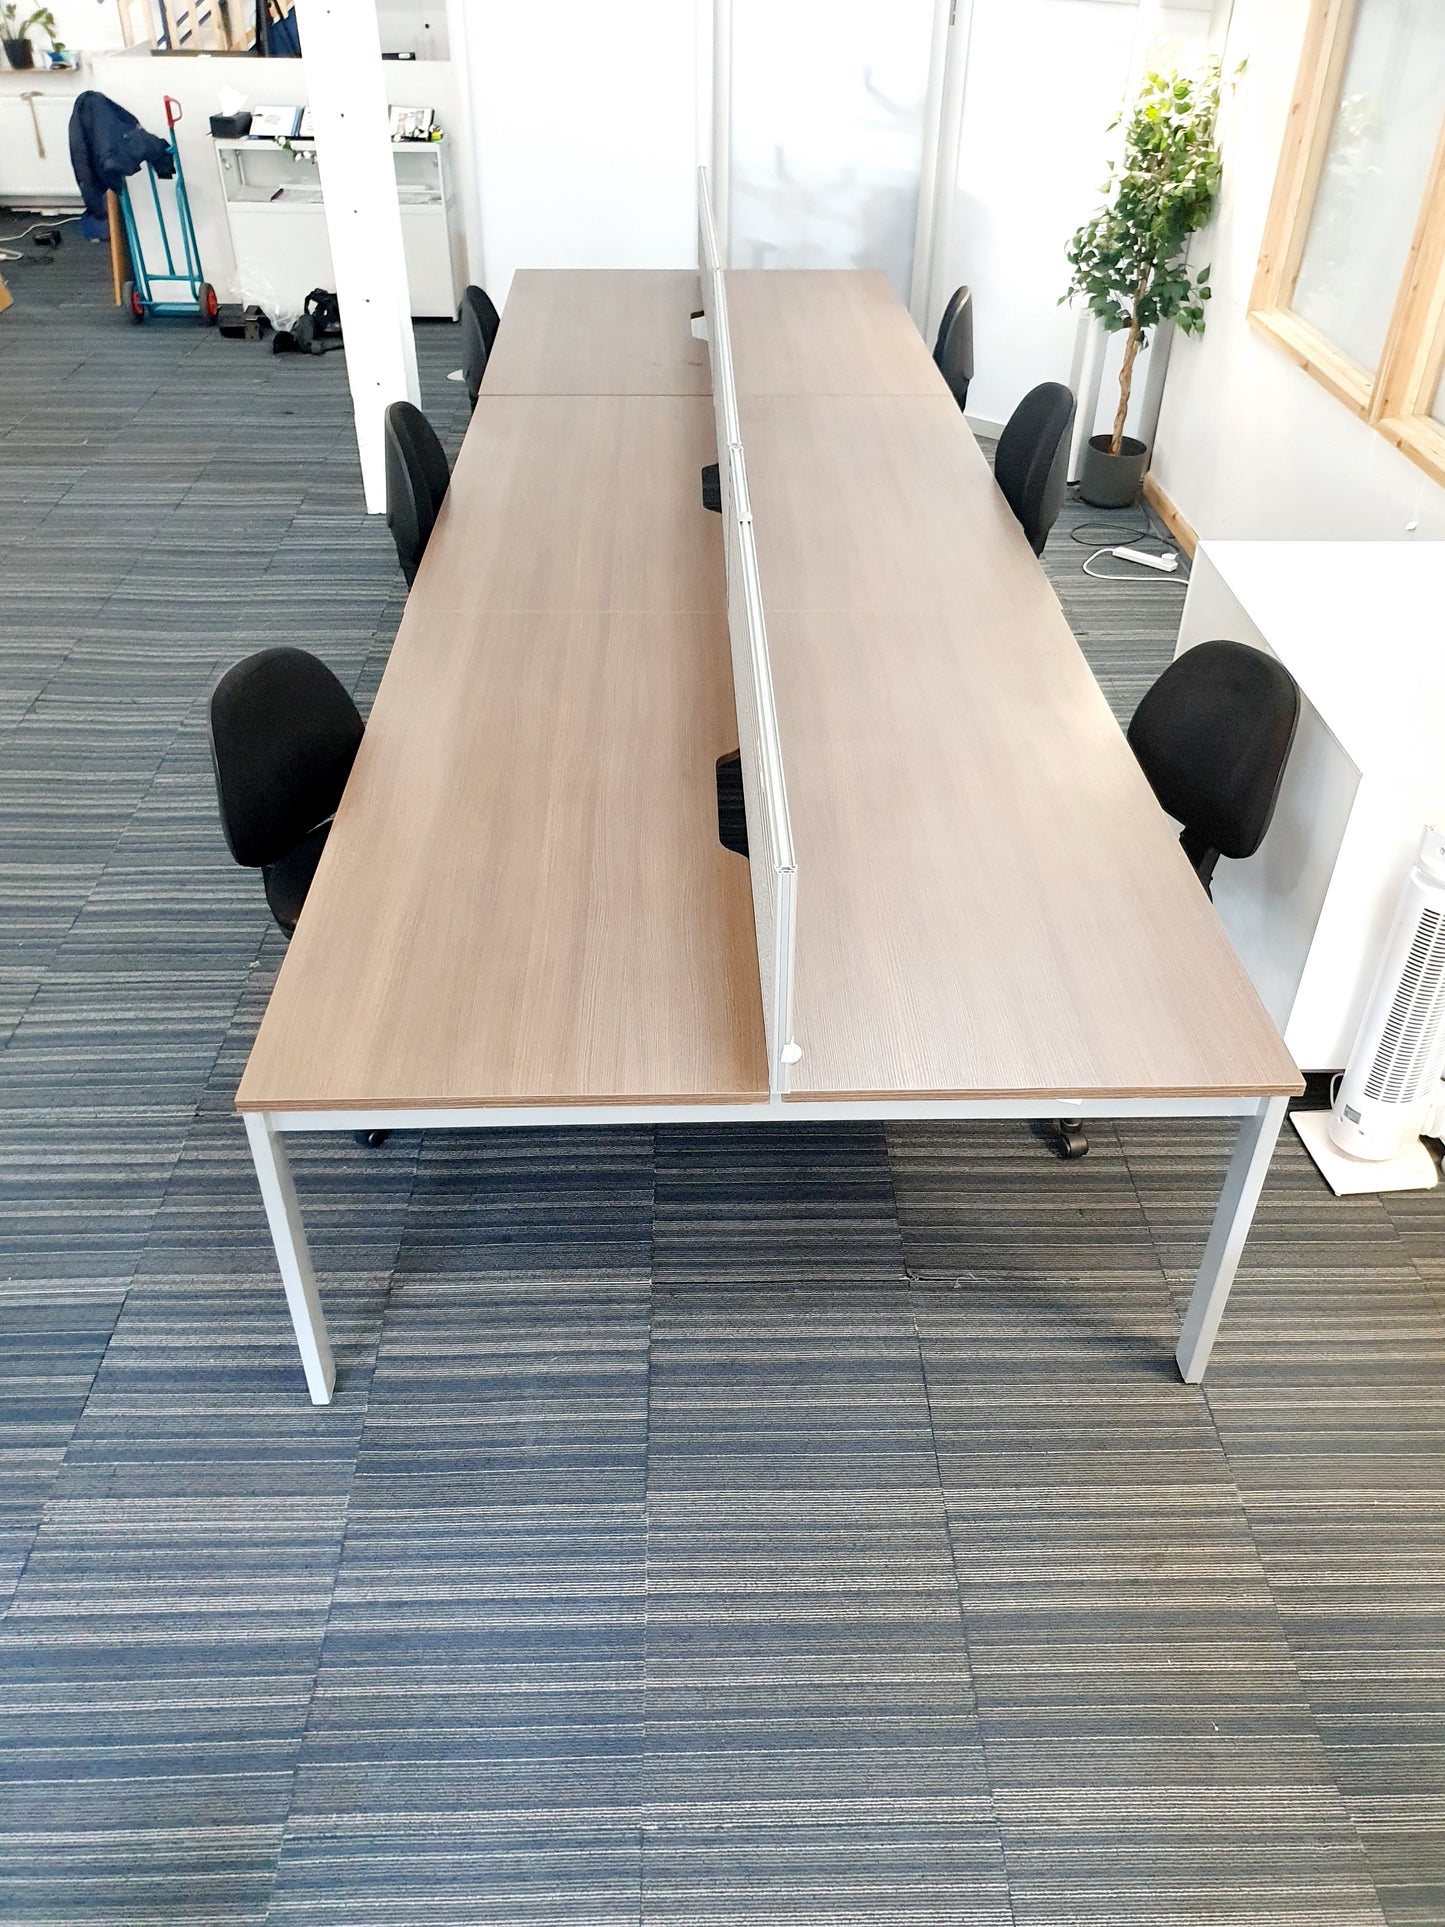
[1176, 541, 1445, 1072]
[215, 134, 463, 319]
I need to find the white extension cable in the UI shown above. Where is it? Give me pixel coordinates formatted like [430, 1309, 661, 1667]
[1082, 544, 1181, 581]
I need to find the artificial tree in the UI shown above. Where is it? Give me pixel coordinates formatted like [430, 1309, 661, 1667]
[1, 5, 57, 66]
[1065, 64, 1227, 496]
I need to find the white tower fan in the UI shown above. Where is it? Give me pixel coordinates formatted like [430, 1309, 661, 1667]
[1294, 824, 1445, 1194]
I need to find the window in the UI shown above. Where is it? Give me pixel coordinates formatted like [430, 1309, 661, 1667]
[1252, 0, 1445, 487]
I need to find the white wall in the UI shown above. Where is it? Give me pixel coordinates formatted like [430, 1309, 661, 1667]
[49, 1, 128, 52]
[1150, 0, 1445, 540]
[726, 0, 935, 301]
[453, 0, 700, 306]
[933, 0, 1216, 431]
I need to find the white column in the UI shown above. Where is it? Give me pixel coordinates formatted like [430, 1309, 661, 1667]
[297, 0, 420, 513]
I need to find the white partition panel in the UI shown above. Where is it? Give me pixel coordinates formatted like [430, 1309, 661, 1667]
[698, 164, 721, 277]
[722, 443, 798, 1094]
[699, 167, 798, 1094]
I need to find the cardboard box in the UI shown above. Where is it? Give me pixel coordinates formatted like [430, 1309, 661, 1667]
[0, 273, 12, 316]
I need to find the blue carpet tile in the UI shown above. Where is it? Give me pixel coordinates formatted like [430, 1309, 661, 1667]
[0, 236, 1442, 1925]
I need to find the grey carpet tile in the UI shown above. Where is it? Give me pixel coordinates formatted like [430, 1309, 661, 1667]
[992, 1785, 1387, 1927]
[1118, 1116, 1421, 1285]
[0, 964, 43, 1050]
[0, 966, 252, 1109]
[647, 1293, 938, 1493]
[640, 1822, 1013, 1925]
[0, 860, 104, 966]
[653, 1123, 906, 1292]
[887, 1118, 1161, 1284]
[350, 1283, 651, 1509]
[269, 1824, 646, 1926]
[0, 639, 71, 729]
[0, 1104, 193, 1283]
[398, 1127, 655, 1281]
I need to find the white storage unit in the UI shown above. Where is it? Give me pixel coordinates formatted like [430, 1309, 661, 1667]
[215, 134, 462, 319]
[0, 75, 84, 208]
[1176, 541, 1445, 1072]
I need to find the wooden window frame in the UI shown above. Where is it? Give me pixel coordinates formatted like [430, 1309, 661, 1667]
[1250, 0, 1445, 489]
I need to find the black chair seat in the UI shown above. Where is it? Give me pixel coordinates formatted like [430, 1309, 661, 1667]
[262, 820, 332, 936]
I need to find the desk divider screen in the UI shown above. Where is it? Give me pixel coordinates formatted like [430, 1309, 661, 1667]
[721, 442, 798, 1093]
[697, 164, 721, 278]
[697, 168, 798, 1095]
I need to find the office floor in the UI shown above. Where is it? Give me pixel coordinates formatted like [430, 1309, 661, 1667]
[1, 237, 1442, 1927]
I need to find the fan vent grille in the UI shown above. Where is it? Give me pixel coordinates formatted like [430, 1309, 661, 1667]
[1364, 908, 1445, 1104]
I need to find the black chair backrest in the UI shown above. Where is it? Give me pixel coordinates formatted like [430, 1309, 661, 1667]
[1127, 639, 1301, 887]
[933, 285, 974, 412]
[209, 647, 363, 870]
[458, 284, 500, 409]
[384, 400, 450, 587]
[994, 381, 1075, 556]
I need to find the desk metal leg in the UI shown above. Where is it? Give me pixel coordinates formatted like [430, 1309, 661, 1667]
[1175, 1094, 1288, 1383]
[244, 1113, 335, 1406]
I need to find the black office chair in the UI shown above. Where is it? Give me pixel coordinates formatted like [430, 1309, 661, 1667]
[1128, 639, 1301, 896]
[933, 285, 974, 412]
[1046, 638, 1301, 1161]
[208, 646, 363, 939]
[994, 381, 1075, 556]
[384, 400, 451, 588]
[458, 283, 500, 410]
[209, 647, 387, 1149]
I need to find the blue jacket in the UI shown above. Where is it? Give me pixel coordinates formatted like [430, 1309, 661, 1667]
[68, 91, 175, 236]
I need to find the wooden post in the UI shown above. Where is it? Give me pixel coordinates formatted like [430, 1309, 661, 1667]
[296, 0, 420, 513]
[106, 189, 126, 305]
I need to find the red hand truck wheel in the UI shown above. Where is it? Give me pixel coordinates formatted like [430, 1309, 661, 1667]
[198, 281, 219, 325]
[123, 279, 145, 324]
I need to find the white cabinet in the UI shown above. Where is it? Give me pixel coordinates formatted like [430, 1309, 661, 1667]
[1176, 541, 1445, 1072]
[0, 83, 84, 207]
[215, 134, 462, 320]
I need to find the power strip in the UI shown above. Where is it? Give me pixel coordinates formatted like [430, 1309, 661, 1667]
[1113, 545, 1178, 573]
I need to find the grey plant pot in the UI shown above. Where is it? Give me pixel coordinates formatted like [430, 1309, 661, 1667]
[1078, 432, 1148, 509]
[3, 37, 35, 67]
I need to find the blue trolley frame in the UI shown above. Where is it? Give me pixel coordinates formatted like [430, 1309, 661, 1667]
[119, 94, 216, 321]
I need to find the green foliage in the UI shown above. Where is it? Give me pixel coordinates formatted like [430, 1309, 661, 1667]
[1064, 63, 1230, 451]
[1, 4, 58, 43]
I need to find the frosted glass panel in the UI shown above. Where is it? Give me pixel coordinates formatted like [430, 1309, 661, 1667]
[728, 0, 934, 300]
[1292, 0, 1445, 371]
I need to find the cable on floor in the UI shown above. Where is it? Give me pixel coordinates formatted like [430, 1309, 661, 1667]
[1068, 515, 1191, 585]
[0, 214, 82, 261]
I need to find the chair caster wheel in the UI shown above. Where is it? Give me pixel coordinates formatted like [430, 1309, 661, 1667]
[1053, 1121, 1089, 1160]
[355, 1130, 389, 1148]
